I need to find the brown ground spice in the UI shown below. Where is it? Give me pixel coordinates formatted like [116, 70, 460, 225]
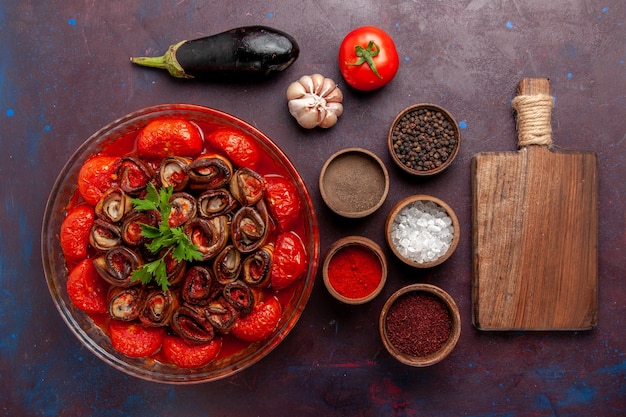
[323, 152, 386, 213]
[385, 291, 452, 357]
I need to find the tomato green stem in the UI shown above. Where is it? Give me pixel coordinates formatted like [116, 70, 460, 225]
[346, 40, 383, 79]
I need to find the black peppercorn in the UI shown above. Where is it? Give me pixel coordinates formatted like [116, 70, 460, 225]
[390, 106, 459, 173]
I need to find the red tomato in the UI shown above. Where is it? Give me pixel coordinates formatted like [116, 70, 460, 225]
[264, 175, 302, 231]
[108, 320, 165, 358]
[66, 259, 108, 314]
[77, 155, 120, 206]
[136, 118, 203, 159]
[338, 26, 400, 91]
[60, 205, 95, 261]
[162, 336, 222, 369]
[205, 128, 260, 169]
[270, 231, 308, 291]
[231, 296, 282, 343]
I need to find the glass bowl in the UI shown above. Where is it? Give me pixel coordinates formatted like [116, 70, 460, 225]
[41, 104, 319, 383]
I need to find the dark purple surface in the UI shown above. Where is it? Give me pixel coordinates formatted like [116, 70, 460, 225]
[1, 1, 624, 416]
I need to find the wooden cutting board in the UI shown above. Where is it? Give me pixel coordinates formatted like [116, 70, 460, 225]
[471, 78, 598, 331]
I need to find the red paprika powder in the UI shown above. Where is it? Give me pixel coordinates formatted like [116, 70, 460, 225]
[327, 244, 382, 299]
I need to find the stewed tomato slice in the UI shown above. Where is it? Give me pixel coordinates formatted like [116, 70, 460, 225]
[205, 128, 260, 169]
[136, 118, 203, 159]
[77, 155, 120, 206]
[60, 204, 95, 262]
[162, 336, 222, 369]
[270, 231, 308, 291]
[264, 174, 301, 231]
[108, 320, 165, 358]
[66, 259, 108, 314]
[231, 296, 282, 343]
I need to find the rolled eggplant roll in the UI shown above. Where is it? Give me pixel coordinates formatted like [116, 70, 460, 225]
[159, 156, 190, 192]
[161, 249, 187, 286]
[108, 285, 147, 321]
[93, 246, 142, 287]
[139, 288, 179, 327]
[95, 187, 133, 224]
[121, 210, 158, 247]
[231, 204, 269, 253]
[230, 167, 265, 206]
[89, 219, 122, 251]
[204, 298, 238, 333]
[223, 280, 255, 316]
[167, 192, 197, 228]
[242, 244, 274, 288]
[184, 217, 228, 261]
[170, 304, 215, 344]
[212, 245, 242, 285]
[118, 156, 154, 195]
[187, 154, 233, 190]
[181, 265, 219, 306]
[197, 188, 238, 218]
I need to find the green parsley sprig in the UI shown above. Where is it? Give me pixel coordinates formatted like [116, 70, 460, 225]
[130, 183, 202, 290]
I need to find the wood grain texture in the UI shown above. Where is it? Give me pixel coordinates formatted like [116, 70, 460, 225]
[471, 79, 598, 331]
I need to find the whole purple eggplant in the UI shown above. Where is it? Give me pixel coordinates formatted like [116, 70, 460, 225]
[131, 26, 300, 79]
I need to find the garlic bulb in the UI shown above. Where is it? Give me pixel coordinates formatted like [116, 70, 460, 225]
[286, 74, 343, 129]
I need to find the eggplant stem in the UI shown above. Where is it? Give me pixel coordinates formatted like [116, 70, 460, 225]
[130, 40, 192, 79]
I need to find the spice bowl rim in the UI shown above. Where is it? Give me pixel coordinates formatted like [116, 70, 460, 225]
[319, 147, 390, 218]
[322, 236, 388, 305]
[379, 283, 461, 367]
[385, 194, 460, 268]
[387, 103, 461, 176]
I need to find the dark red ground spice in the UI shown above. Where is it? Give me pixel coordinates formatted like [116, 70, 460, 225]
[385, 291, 452, 357]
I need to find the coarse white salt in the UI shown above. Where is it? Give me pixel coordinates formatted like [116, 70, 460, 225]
[391, 200, 455, 263]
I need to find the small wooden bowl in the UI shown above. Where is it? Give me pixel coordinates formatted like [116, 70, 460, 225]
[322, 236, 387, 305]
[385, 195, 460, 268]
[388, 104, 460, 176]
[379, 284, 461, 367]
[319, 148, 389, 218]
